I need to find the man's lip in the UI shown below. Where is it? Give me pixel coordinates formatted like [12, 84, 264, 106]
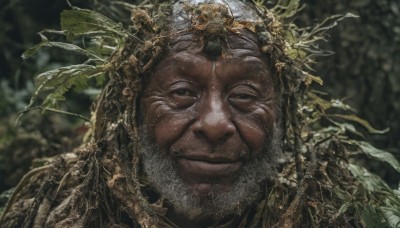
[177, 154, 240, 163]
[175, 156, 242, 181]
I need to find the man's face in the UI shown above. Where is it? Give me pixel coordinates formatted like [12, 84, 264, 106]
[140, 30, 278, 218]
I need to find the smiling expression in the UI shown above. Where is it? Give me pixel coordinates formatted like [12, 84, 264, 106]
[141, 29, 277, 196]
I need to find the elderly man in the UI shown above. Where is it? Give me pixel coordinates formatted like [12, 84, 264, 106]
[0, 0, 364, 227]
[139, 2, 279, 227]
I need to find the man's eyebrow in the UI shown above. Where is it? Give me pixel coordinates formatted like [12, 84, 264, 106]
[162, 53, 202, 75]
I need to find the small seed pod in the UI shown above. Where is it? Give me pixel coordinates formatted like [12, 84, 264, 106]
[258, 31, 272, 44]
[203, 36, 223, 57]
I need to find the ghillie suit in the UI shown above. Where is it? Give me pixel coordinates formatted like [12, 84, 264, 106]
[1, 0, 399, 227]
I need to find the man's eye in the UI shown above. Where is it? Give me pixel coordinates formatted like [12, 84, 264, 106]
[168, 88, 197, 108]
[172, 88, 192, 97]
[233, 94, 255, 101]
[228, 93, 257, 111]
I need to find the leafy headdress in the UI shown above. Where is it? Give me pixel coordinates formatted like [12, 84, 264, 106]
[1, 0, 399, 227]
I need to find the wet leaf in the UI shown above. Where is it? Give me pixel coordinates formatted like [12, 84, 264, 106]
[328, 114, 390, 134]
[361, 206, 387, 228]
[303, 72, 323, 86]
[61, 8, 129, 39]
[348, 141, 400, 173]
[329, 121, 365, 138]
[27, 64, 104, 109]
[307, 92, 332, 110]
[22, 41, 102, 60]
[382, 206, 400, 228]
[348, 164, 400, 227]
[348, 164, 391, 192]
[329, 99, 357, 112]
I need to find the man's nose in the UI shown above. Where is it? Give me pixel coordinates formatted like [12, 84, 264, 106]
[192, 95, 236, 143]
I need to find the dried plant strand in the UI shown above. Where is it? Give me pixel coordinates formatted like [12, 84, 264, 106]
[0, 165, 52, 224]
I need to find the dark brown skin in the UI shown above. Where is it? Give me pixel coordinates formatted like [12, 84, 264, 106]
[142, 30, 276, 226]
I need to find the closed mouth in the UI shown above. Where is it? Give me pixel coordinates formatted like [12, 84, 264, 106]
[177, 154, 240, 164]
[175, 155, 242, 180]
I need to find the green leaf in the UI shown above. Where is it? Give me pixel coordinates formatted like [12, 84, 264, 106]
[22, 41, 103, 61]
[329, 99, 357, 112]
[27, 64, 104, 109]
[348, 164, 391, 192]
[61, 8, 129, 39]
[361, 205, 387, 228]
[307, 13, 359, 39]
[272, 0, 301, 18]
[328, 114, 390, 134]
[348, 141, 400, 173]
[307, 92, 332, 111]
[285, 0, 300, 17]
[349, 164, 400, 227]
[329, 121, 365, 138]
[382, 206, 400, 228]
[303, 72, 323, 86]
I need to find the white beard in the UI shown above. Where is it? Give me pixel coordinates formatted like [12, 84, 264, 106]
[139, 126, 281, 221]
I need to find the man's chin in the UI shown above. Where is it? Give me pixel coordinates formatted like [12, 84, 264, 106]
[186, 182, 235, 198]
[169, 182, 253, 221]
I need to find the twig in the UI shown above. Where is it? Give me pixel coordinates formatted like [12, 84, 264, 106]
[279, 146, 318, 228]
[290, 94, 303, 183]
[51, 171, 71, 201]
[16, 106, 91, 127]
[0, 165, 52, 224]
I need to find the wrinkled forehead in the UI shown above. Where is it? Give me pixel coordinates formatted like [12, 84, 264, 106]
[168, 0, 264, 58]
[168, 30, 264, 60]
[172, 0, 262, 30]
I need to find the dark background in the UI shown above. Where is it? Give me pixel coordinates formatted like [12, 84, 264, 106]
[0, 0, 399, 191]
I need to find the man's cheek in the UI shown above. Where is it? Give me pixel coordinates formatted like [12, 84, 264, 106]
[233, 116, 272, 157]
[149, 109, 196, 149]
